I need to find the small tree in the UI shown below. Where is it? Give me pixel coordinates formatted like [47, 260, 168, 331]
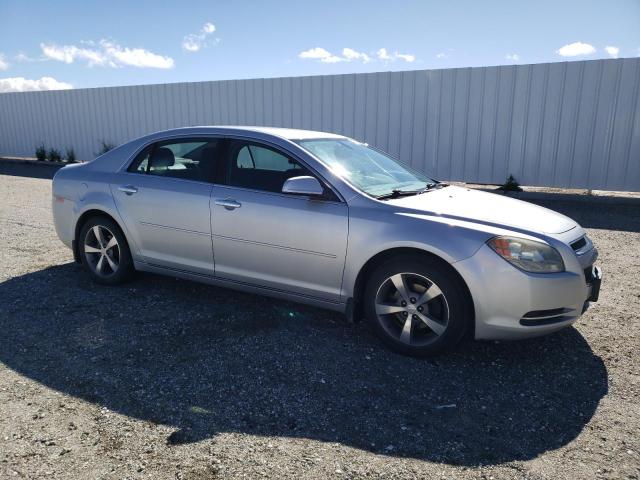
[35, 144, 47, 161]
[96, 140, 115, 156]
[65, 147, 76, 163]
[47, 148, 62, 162]
[500, 174, 523, 192]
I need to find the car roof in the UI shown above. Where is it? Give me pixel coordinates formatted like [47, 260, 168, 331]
[154, 126, 346, 141]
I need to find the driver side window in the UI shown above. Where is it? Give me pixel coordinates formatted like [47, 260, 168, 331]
[227, 141, 309, 193]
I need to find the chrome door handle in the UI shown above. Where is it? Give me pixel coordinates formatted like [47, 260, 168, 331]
[118, 185, 138, 195]
[215, 198, 242, 210]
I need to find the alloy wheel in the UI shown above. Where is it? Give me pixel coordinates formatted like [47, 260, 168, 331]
[83, 225, 120, 278]
[374, 272, 449, 346]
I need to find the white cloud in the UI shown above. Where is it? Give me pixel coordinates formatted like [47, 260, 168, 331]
[299, 46, 415, 64]
[182, 22, 218, 52]
[376, 48, 415, 62]
[99, 40, 174, 68]
[299, 47, 333, 60]
[436, 52, 448, 59]
[0, 54, 9, 70]
[322, 55, 344, 63]
[41, 43, 107, 66]
[0, 76, 72, 93]
[342, 48, 370, 63]
[556, 41, 596, 57]
[605, 46, 619, 58]
[377, 48, 392, 61]
[298, 47, 351, 63]
[395, 53, 415, 62]
[505, 53, 520, 62]
[41, 40, 174, 69]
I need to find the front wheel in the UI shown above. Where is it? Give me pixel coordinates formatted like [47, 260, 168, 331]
[363, 255, 472, 356]
[78, 216, 134, 285]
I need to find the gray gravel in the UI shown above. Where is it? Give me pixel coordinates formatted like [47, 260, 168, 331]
[0, 169, 639, 479]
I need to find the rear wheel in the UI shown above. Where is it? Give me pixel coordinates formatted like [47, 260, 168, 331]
[79, 216, 134, 285]
[363, 255, 471, 356]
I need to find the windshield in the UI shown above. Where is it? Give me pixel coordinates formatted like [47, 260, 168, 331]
[296, 138, 435, 198]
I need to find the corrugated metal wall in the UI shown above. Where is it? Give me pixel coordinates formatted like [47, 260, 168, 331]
[1, 58, 639, 190]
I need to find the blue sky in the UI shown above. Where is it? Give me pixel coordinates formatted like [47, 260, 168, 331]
[0, 0, 639, 92]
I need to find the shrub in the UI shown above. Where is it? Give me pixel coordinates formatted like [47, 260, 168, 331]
[35, 144, 47, 161]
[499, 174, 523, 192]
[47, 148, 62, 162]
[96, 140, 115, 156]
[65, 148, 76, 163]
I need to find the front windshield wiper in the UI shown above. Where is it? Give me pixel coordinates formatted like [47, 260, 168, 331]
[374, 189, 419, 200]
[374, 182, 447, 200]
[424, 181, 450, 190]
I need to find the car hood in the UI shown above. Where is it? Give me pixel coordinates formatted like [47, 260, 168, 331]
[387, 186, 577, 235]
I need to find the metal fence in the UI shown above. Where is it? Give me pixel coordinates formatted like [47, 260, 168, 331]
[1, 58, 639, 191]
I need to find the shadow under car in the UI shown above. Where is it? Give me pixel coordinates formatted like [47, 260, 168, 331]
[0, 263, 608, 466]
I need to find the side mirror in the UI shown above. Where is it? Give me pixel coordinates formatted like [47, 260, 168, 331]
[282, 176, 325, 196]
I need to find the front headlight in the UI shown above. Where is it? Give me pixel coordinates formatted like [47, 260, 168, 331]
[487, 236, 565, 273]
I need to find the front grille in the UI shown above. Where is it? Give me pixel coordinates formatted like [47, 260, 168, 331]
[571, 237, 587, 251]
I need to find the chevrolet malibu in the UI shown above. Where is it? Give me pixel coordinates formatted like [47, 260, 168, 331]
[52, 127, 602, 356]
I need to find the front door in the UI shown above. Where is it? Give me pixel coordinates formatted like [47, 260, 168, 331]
[211, 140, 348, 302]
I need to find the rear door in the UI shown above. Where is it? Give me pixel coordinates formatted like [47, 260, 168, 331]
[210, 139, 348, 302]
[111, 137, 221, 275]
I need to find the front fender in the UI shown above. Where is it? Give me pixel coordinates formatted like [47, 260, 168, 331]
[341, 206, 495, 300]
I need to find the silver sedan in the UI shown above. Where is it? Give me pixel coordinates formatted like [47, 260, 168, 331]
[52, 127, 602, 356]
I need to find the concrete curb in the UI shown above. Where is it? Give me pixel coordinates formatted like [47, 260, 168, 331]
[473, 188, 640, 207]
[0, 157, 74, 167]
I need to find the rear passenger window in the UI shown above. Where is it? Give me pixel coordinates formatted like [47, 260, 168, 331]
[128, 146, 152, 173]
[229, 142, 308, 193]
[128, 139, 220, 183]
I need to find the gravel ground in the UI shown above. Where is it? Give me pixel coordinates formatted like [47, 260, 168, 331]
[0, 167, 639, 479]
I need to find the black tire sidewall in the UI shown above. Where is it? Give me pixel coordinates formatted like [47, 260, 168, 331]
[79, 217, 133, 285]
[363, 255, 471, 356]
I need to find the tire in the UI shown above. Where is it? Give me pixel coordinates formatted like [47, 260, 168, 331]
[363, 254, 472, 357]
[78, 216, 134, 285]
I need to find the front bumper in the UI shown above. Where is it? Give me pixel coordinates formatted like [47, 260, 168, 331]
[454, 244, 601, 340]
